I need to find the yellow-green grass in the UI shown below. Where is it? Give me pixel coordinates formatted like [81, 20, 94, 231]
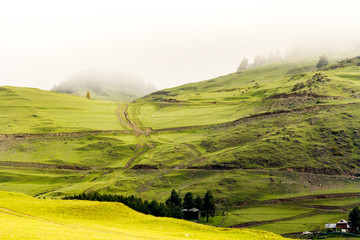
[304, 197, 360, 207]
[1, 56, 360, 237]
[0, 133, 137, 167]
[133, 57, 360, 130]
[250, 211, 346, 235]
[0, 191, 287, 240]
[222, 206, 314, 226]
[0, 86, 122, 134]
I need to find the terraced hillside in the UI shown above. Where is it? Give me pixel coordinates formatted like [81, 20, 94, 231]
[0, 191, 286, 240]
[1, 56, 360, 236]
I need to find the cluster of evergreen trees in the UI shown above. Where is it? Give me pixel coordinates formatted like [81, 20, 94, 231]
[237, 52, 330, 72]
[64, 189, 215, 222]
[237, 50, 283, 71]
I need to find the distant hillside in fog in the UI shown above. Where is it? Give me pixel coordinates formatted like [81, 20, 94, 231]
[51, 69, 156, 102]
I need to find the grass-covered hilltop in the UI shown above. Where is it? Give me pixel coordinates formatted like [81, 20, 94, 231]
[1, 55, 360, 238]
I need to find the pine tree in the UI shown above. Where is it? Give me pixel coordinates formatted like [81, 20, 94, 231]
[252, 55, 262, 67]
[237, 58, 248, 71]
[202, 190, 215, 222]
[183, 192, 194, 209]
[166, 189, 182, 207]
[194, 196, 203, 210]
[86, 90, 91, 99]
[158, 202, 167, 217]
[349, 206, 360, 233]
[182, 192, 195, 219]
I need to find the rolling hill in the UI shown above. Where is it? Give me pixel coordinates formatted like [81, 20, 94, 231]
[0, 191, 286, 240]
[1, 55, 360, 236]
[0, 86, 122, 134]
[129, 56, 360, 173]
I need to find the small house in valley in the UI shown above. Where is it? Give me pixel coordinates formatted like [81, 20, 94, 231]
[325, 219, 350, 232]
[182, 208, 200, 220]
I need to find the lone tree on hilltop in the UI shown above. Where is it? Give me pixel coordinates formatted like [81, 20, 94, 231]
[202, 190, 215, 222]
[86, 90, 91, 99]
[237, 58, 249, 71]
[316, 55, 329, 68]
[349, 206, 360, 233]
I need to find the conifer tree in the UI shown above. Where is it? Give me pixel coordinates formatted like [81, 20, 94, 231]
[183, 192, 194, 209]
[86, 90, 91, 99]
[202, 190, 215, 222]
[166, 189, 182, 207]
[194, 196, 203, 210]
[165, 189, 183, 218]
[349, 206, 360, 233]
[237, 58, 248, 71]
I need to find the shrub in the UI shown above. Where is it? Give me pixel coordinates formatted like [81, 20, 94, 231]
[316, 55, 329, 68]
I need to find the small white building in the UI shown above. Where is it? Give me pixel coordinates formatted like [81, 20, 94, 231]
[325, 223, 336, 229]
[325, 219, 350, 232]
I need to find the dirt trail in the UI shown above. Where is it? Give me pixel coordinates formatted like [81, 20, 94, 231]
[33, 174, 88, 197]
[124, 148, 149, 169]
[115, 104, 130, 129]
[1, 102, 358, 139]
[115, 104, 151, 136]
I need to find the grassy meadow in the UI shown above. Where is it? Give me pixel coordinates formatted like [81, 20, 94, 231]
[0, 86, 122, 134]
[1, 56, 360, 237]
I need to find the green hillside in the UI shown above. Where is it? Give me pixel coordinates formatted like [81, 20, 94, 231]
[0, 86, 122, 134]
[127, 56, 360, 173]
[1, 56, 360, 237]
[0, 191, 286, 240]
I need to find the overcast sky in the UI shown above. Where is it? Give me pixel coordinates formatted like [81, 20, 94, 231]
[1, 0, 360, 90]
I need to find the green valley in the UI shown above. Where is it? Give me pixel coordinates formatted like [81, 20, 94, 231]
[1, 56, 360, 238]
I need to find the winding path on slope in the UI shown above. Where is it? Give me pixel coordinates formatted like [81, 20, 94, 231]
[115, 104, 151, 136]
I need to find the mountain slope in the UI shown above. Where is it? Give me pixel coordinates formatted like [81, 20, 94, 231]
[133, 57, 360, 129]
[1, 56, 360, 236]
[126, 56, 360, 174]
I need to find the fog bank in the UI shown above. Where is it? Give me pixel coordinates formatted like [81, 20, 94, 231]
[1, 0, 360, 90]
